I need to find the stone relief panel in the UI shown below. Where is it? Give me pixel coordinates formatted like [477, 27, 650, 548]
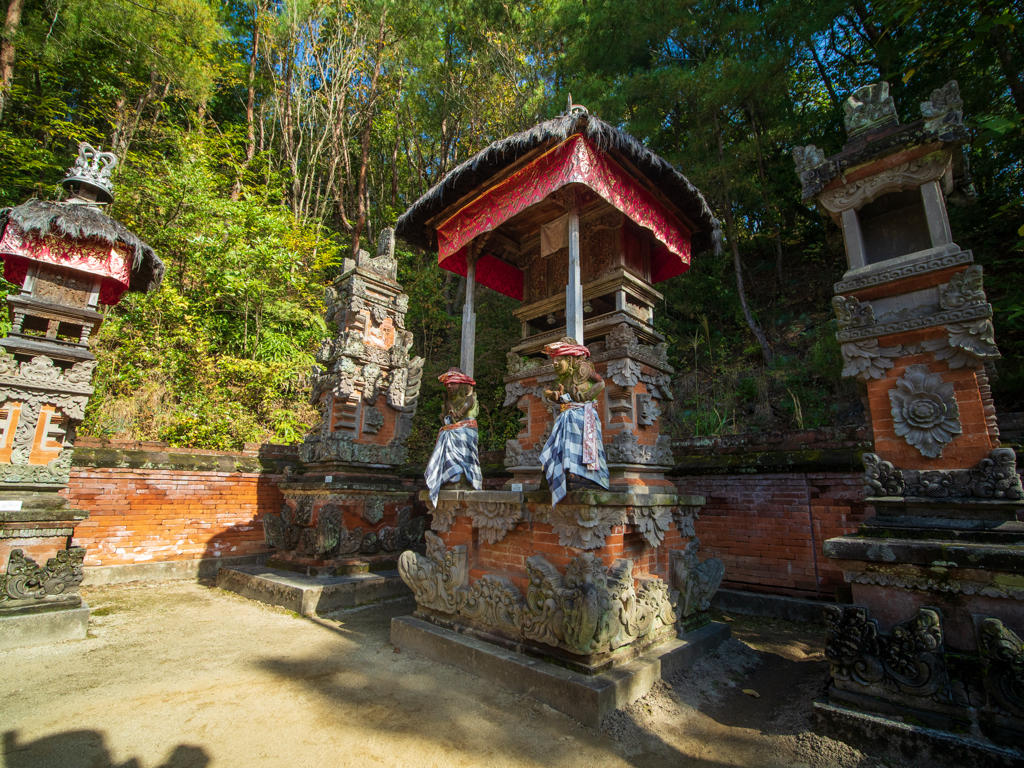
[670, 538, 724, 618]
[398, 537, 677, 657]
[843, 82, 898, 138]
[889, 365, 962, 459]
[978, 618, 1024, 717]
[824, 605, 950, 701]
[0, 547, 85, 601]
[862, 449, 1024, 501]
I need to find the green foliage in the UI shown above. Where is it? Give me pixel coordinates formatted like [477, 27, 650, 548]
[2, 0, 1022, 451]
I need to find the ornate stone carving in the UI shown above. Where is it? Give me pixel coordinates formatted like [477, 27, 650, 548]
[862, 448, 1024, 501]
[469, 502, 522, 545]
[978, 618, 1024, 717]
[920, 81, 963, 131]
[846, 571, 1024, 601]
[362, 406, 384, 434]
[670, 538, 724, 618]
[922, 320, 999, 369]
[639, 371, 673, 399]
[837, 301, 992, 343]
[0, 547, 86, 600]
[843, 82, 898, 138]
[673, 506, 699, 536]
[889, 365, 961, 459]
[313, 503, 342, 556]
[832, 296, 875, 330]
[397, 531, 468, 614]
[819, 156, 950, 215]
[940, 265, 986, 310]
[631, 505, 673, 548]
[839, 338, 902, 380]
[863, 453, 906, 497]
[506, 352, 543, 377]
[429, 502, 455, 532]
[834, 250, 973, 294]
[605, 430, 673, 466]
[362, 497, 385, 525]
[379, 507, 425, 552]
[298, 433, 408, 466]
[605, 323, 638, 353]
[457, 574, 523, 632]
[503, 438, 542, 469]
[606, 358, 641, 388]
[824, 605, 949, 700]
[793, 145, 826, 174]
[636, 393, 661, 426]
[544, 504, 628, 550]
[503, 379, 545, 407]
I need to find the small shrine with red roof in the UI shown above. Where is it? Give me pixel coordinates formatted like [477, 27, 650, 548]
[391, 103, 730, 719]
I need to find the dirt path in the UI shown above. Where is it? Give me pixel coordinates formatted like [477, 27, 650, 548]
[1, 581, 903, 768]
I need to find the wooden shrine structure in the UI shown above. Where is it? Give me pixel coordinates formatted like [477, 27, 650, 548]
[390, 103, 729, 722]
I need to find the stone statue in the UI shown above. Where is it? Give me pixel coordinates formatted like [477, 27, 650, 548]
[425, 367, 483, 506]
[538, 339, 609, 504]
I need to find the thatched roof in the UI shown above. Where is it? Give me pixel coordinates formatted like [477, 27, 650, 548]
[396, 112, 721, 255]
[0, 199, 164, 294]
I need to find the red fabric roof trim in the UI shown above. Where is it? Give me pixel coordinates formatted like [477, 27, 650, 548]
[436, 135, 692, 299]
[438, 250, 524, 301]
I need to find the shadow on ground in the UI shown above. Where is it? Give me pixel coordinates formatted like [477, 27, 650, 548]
[3, 730, 209, 768]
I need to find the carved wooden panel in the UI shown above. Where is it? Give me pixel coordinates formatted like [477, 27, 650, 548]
[32, 264, 94, 308]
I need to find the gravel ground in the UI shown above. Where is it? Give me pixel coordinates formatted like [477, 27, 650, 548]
[0, 580, 907, 768]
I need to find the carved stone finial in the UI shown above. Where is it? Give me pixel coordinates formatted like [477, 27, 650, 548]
[921, 81, 963, 131]
[792, 145, 826, 174]
[889, 365, 962, 459]
[844, 82, 899, 138]
[832, 296, 875, 330]
[62, 143, 118, 204]
[670, 538, 725, 619]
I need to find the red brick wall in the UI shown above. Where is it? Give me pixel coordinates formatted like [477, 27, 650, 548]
[66, 468, 284, 567]
[675, 472, 868, 600]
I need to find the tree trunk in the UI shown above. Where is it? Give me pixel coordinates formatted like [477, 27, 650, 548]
[0, 0, 24, 120]
[990, 22, 1024, 115]
[232, 2, 262, 201]
[351, 9, 387, 256]
[712, 111, 774, 366]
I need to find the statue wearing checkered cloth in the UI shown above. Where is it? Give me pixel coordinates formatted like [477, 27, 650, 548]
[538, 338, 610, 505]
[425, 367, 483, 507]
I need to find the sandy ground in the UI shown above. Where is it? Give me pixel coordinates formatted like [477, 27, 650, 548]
[0, 580, 908, 768]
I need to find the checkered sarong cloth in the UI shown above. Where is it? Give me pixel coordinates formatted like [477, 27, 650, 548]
[425, 420, 483, 506]
[539, 402, 609, 505]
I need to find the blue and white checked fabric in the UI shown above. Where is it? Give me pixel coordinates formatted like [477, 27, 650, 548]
[539, 402, 609, 505]
[425, 422, 483, 506]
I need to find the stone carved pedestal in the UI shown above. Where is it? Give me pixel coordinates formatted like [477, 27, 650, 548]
[255, 230, 428, 577]
[0, 144, 163, 648]
[796, 82, 1024, 758]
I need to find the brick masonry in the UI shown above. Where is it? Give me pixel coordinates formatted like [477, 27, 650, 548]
[47, 419, 1022, 598]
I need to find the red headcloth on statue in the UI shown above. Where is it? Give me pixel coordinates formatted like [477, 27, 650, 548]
[543, 341, 590, 358]
[438, 367, 476, 386]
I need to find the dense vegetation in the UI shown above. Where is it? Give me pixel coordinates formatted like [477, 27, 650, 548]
[0, 0, 1021, 456]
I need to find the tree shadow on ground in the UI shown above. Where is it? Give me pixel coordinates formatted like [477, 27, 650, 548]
[248, 601, 823, 768]
[3, 730, 209, 768]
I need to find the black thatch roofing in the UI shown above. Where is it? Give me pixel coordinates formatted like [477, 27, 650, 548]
[0, 199, 164, 294]
[396, 112, 721, 255]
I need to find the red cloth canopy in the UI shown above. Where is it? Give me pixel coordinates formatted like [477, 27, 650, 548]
[436, 135, 693, 300]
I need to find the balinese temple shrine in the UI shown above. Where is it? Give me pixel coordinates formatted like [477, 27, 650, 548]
[391, 103, 729, 724]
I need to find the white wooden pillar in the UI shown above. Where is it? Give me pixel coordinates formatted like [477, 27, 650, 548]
[565, 194, 583, 344]
[461, 246, 477, 378]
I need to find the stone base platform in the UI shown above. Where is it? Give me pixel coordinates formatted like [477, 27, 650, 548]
[390, 615, 730, 727]
[0, 597, 90, 651]
[217, 564, 409, 616]
[813, 701, 1024, 768]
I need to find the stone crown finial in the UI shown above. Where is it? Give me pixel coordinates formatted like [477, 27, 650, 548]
[844, 82, 899, 138]
[62, 143, 118, 205]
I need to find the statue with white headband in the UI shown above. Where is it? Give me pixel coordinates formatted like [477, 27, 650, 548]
[538, 338, 609, 504]
[425, 367, 483, 506]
